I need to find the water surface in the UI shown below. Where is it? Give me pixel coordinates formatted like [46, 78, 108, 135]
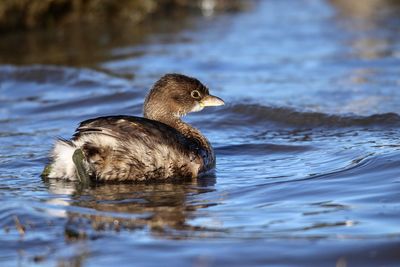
[1, 0, 400, 266]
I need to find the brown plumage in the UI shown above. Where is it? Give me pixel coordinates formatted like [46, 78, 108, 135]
[44, 74, 224, 182]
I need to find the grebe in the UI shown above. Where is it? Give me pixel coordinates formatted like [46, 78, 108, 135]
[42, 74, 224, 183]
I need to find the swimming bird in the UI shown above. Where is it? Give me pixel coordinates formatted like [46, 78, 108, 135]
[42, 74, 224, 183]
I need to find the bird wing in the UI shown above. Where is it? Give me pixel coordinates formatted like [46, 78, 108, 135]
[70, 116, 203, 181]
[73, 115, 196, 151]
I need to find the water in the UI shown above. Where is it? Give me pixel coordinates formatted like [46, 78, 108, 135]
[1, 0, 400, 266]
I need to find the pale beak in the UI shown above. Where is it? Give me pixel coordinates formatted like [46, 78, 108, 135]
[200, 95, 225, 107]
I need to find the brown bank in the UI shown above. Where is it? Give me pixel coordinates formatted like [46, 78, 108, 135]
[0, 0, 243, 32]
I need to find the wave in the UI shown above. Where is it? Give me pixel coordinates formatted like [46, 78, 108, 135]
[215, 143, 312, 155]
[219, 104, 400, 128]
[2, 65, 399, 129]
[0, 64, 131, 85]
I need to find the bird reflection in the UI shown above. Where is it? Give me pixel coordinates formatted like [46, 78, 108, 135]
[44, 175, 220, 240]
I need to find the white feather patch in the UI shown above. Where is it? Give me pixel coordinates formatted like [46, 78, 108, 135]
[191, 103, 204, 112]
[48, 140, 77, 180]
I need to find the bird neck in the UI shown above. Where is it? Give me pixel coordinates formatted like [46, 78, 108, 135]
[144, 107, 206, 146]
[165, 117, 211, 150]
[144, 113, 215, 170]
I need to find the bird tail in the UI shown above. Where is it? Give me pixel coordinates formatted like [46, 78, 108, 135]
[42, 139, 78, 180]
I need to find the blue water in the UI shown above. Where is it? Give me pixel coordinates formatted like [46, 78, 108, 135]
[1, 0, 400, 266]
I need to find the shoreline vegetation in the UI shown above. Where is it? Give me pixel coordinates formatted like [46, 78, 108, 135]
[0, 0, 244, 32]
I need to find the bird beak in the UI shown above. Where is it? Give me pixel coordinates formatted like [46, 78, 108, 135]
[200, 95, 225, 107]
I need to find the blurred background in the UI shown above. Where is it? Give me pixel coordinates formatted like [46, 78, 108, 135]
[1, 1, 400, 266]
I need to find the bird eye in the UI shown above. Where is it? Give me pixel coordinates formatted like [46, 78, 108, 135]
[191, 90, 201, 99]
